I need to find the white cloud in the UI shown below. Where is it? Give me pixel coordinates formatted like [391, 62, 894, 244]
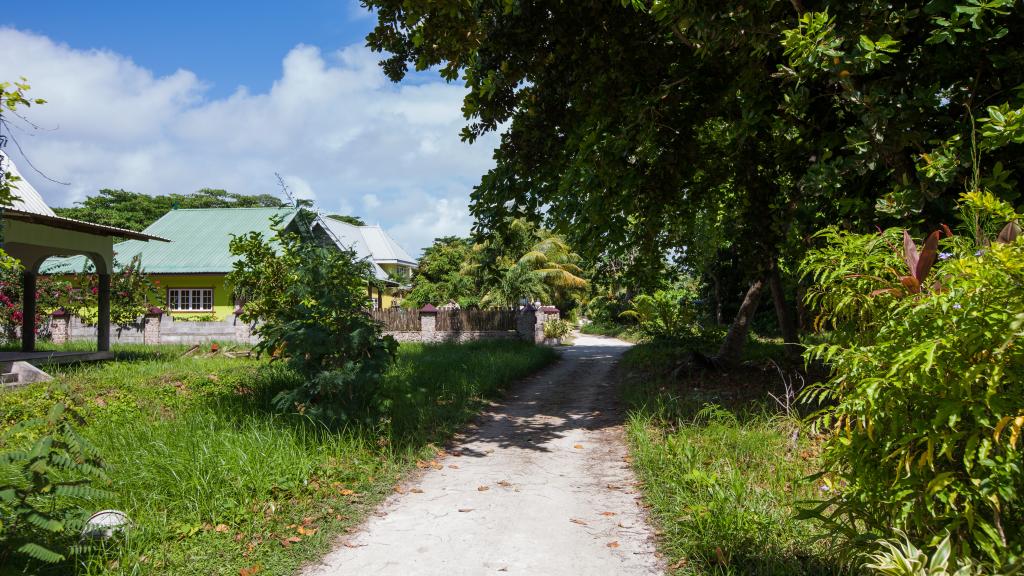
[0, 28, 498, 256]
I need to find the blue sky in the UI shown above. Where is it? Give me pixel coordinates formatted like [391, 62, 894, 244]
[8, 0, 374, 99]
[0, 2, 496, 255]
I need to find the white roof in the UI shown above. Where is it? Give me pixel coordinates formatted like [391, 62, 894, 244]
[1, 151, 57, 216]
[318, 216, 417, 282]
[360, 225, 416, 265]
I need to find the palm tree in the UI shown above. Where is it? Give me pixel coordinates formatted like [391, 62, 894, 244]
[481, 263, 549, 308]
[516, 231, 588, 302]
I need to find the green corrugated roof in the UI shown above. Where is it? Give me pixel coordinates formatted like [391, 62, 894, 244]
[41, 208, 297, 274]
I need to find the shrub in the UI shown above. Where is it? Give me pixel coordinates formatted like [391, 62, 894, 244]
[61, 254, 159, 327]
[0, 250, 75, 341]
[228, 208, 397, 423]
[800, 192, 1024, 567]
[618, 289, 700, 341]
[0, 389, 109, 565]
[864, 533, 991, 576]
[542, 318, 572, 339]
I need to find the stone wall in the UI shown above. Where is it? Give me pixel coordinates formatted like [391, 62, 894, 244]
[47, 304, 559, 347]
[48, 311, 258, 346]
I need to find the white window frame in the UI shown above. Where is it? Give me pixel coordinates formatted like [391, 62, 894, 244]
[167, 288, 214, 312]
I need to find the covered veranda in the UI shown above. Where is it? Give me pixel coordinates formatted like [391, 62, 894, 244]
[1, 152, 166, 357]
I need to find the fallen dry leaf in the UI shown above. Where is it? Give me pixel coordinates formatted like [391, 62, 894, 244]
[339, 489, 355, 496]
[715, 546, 727, 565]
[477, 485, 490, 492]
[570, 518, 588, 525]
[497, 480, 512, 487]
[410, 488, 424, 494]
[607, 541, 620, 549]
[215, 524, 229, 533]
[574, 444, 584, 449]
[448, 464, 460, 469]
[429, 461, 443, 470]
[599, 511, 617, 517]
[279, 536, 301, 548]
[239, 565, 262, 576]
[458, 508, 474, 513]
[669, 558, 689, 570]
[296, 526, 317, 536]
[343, 542, 365, 549]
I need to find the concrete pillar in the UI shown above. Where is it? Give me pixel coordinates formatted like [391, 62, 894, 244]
[97, 274, 111, 352]
[21, 271, 36, 352]
[49, 309, 70, 344]
[143, 307, 163, 345]
[420, 304, 438, 335]
[516, 304, 542, 344]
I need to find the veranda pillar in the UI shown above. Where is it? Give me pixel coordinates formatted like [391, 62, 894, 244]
[97, 273, 111, 352]
[21, 271, 36, 352]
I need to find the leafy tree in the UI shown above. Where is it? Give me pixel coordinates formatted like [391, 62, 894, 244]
[405, 236, 480, 308]
[363, 0, 1023, 364]
[326, 214, 367, 226]
[228, 208, 397, 423]
[52, 188, 285, 232]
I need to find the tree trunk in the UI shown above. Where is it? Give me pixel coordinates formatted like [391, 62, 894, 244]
[715, 276, 765, 367]
[712, 274, 723, 325]
[768, 260, 800, 359]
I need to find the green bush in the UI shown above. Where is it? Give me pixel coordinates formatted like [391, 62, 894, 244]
[619, 289, 700, 341]
[0, 389, 109, 566]
[542, 318, 572, 339]
[228, 208, 397, 424]
[800, 192, 1024, 567]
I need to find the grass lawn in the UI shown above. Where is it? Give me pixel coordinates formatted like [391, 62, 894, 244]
[617, 342, 849, 575]
[1, 340, 556, 575]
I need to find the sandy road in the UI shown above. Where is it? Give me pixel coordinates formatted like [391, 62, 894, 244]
[303, 334, 662, 576]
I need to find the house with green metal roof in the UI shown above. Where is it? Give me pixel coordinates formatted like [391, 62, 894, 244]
[41, 206, 419, 317]
[42, 207, 302, 319]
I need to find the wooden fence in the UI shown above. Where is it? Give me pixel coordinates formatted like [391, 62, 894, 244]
[371, 308, 421, 331]
[436, 309, 517, 332]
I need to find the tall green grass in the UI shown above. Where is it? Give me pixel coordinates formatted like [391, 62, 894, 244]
[1, 340, 556, 575]
[619, 342, 848, 575]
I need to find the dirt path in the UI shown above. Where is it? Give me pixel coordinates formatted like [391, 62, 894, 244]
[303, 334, 662, 576]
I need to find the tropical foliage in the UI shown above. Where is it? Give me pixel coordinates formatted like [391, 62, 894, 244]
[0, 387, 109, 565]
[227, 209, 397, 423]
[619, 289, 701, 342]
[407, 219, 587, 311]
[800, 192, 1024, 568]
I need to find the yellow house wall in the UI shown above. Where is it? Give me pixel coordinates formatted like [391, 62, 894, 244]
[153, 274, 235, 319]
[379, 263, 414, 308]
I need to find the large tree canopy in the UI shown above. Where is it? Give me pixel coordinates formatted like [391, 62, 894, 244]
[364, 0, 1023, 362]
[53, 188, 285, 232]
